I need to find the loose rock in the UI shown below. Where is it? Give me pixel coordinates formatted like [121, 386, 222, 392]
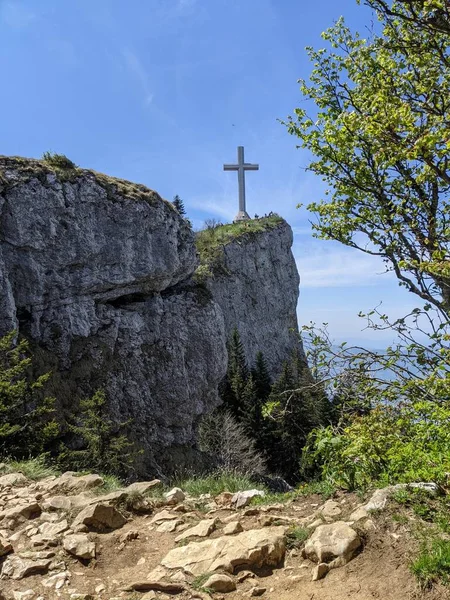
[203, 573, 236, 593]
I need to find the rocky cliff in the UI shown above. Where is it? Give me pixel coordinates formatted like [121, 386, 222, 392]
[0, 156, 303, 476]
[197, 218, 304, 377]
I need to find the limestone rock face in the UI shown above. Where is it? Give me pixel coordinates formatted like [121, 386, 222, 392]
[205, 220, 304, 377]
[0, 157, 227, 476]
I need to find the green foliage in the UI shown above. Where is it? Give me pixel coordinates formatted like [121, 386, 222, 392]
[284, 3, 450, 316]
[58, 389, 141, 478]
[411, 538, 450, 589]
[172, 194, 186, 216]
[4, 456, 60, 480]
[42, 152, 77, 170]
[191, 573, 215, 594]
[305, 399, 450, 490]
[0, 332, 58, 459]
[263, 350, 328, 480]
[295, 479, 337, 500]
[173, 470, 256, 497]
[286, 525, 310, 549]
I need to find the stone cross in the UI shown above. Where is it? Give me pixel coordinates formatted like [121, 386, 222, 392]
[223, 146, 259, 222]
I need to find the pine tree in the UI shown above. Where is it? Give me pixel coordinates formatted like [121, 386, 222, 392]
[252, 351, 271, 402]
[172, 195, 186, 216]
[264, 352, 328, 481]
[220, 328, 249, 418]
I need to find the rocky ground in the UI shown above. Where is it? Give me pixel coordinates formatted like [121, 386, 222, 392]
[0, 469, 447, 600]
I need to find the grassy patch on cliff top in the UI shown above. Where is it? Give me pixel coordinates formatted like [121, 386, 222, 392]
[0, 154, 166, 208]
[195, 215, 284, 281]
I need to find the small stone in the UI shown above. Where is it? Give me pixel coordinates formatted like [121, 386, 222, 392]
[13, 591, 35, 600]
[0, 533, 13, 556]
[203, 573, 236, 593]
[223, 520, 243, 535]
[95, 583, 106, 593]
[248, 586, 266, 596]
[231, 490, 265, 509]
[164, 488, 185, 505]
[141, 593, 157, 600]
[319, 500, 342, 519]
[175, 518, 217, 542]
[150, 509, 179, 524]
[63, 534, 96, 560]
[157, 519, 183, 533]
[70, 595, 94, 600]
[312, 562, 329, 581]
[349, 506, 369, 522]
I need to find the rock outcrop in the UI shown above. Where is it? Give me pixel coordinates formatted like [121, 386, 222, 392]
[0, 156, 304, 475]
[0, 156, 227, 475]
[204, 219, 303, 377]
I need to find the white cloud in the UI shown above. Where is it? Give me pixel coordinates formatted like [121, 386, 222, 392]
[0, 1, 35, 29]
[295, 245, 391, 288]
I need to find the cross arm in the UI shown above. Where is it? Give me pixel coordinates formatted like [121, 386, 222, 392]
[243, 163, 259, 171]
[223, 164, 239, 171]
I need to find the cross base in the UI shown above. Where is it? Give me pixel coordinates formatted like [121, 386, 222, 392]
[234, 210, 250, 222]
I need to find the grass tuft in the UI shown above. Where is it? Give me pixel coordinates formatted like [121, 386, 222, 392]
[295, 480, 337, 500]
[42, 151, 77, 170]
[4, 456, 60, 480]
[172, 470, 256, 497]
[411, 538, 450, 588]
[286, 525, 309, 549]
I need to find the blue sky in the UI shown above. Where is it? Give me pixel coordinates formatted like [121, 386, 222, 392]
[0, 0, 419, 345]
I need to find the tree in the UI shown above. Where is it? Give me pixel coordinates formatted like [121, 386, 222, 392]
[58, 389, 141, 478]
[252, 352, 272, 403]
[0, 332, 58, 458]
[263, 352, 327, 480]
[219, 328, 249, 419]
[284, 2, 450, 316]
[172, 195, 186, 216]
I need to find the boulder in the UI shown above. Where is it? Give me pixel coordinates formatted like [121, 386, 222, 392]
[72, 503, 127, 531]
[38, 519, 69, 540]
[364, 482, 439, 512]
[164, 488, 185, 505]
[126, 480, 161, 495]
[303, 522, 361, 566]
[161, 526, 286, 576]
[157, 519, 183, 533]
[0, 501, 41, 524]
[223, 521, 243, 535]
[175, 518, 217, 542]
[45, 472, 103, 493]
[63, 533, 96, 559]
[319, 500, 342, 519]
[1, 555, 52, 579]
[203, 573, 236, 592]
[0, 473, 28, 488]
[231, 490, 265, 509]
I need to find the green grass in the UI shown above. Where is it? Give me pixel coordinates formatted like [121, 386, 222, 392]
[295, 480, 337, 500]
[195, 215, 284, 281]
[191, 572, 215, 594]
[250, 491, 294, 506]
[95, 474, 124, 494]
[4, 456, 60, 481]
[411, 538, 450, 588]
[286, 526, 309, 549]
[172, 471, 256, 497]
[42, 151, 77, 170]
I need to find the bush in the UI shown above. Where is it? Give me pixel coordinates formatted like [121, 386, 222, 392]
[174, 470, 256, 497]
[42, 152, 77, 169]
[305, 399, 450, 490]
[198, 410, 266, 476]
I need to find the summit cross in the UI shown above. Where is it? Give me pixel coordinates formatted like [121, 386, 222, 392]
[223, 146, 259, 222]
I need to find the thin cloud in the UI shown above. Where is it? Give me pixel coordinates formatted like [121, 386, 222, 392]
[0, 1, 35, 29]
[295, 246, 392, 288]
[122, 47, 154, 106]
